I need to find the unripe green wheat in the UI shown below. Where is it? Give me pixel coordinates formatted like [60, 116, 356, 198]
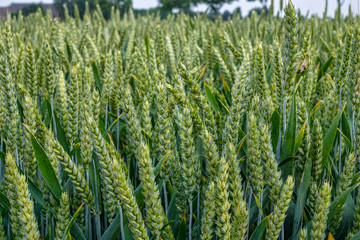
[23, 95, 37, 180]
[201, 181, 216, 240]
[247, 112, 264, 197]
[266, 176, 294, 240]
[88, 115, 118, 223]
[101, 50, 114, 107]
[272, 42, 283, 108]
[154, 83, 173, 180]
[260, 125, 283, 203]
[67, 64, 81, 146]
[216, 157, 231, 240]
[137, 141, 174, 239]
[311, 117, 323, 183]
[311, 182, 331, 240]
[3, 56, 21, 155]
[330, 153, 356, 233]
[47, 130, 95, 209]
[24, 44, 37, 100]
[202, 128, 219, 181]
[225, 142, 248, 240]
[111, 159, 149, 240]
[55, 192, 70, 240]
[175, 104, 200, 201]
[283, 0, 298, 108]
[5, 152, 40, 239]
[5, 153, 22, 238]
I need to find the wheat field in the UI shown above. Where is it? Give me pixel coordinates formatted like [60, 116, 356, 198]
[0, 1, 359, 239]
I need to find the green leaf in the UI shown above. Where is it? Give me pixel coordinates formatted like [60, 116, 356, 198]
[167, 194, 177, 223]
[192, 213, 200, 227]
[154, 151, 172, 178]
[195, 65, 207, 82]
[222, 75, 232, 105]
[253, 193, 263, 216]
[238, 128, 247, 154]
[89, 156, 102, 213]
[91, 60, 102, 92]
[23, 124, 62, 200]
[69, 142, 81, 157]
[102, 113, 125, 139]
[338, 128, 354, 152]
[65, 40, 72, 63]
[317, 57, 332, 81]
[54, 110, 70, 154]
[40, 100, 51, 125]
[335, 195, 354, 238]
[188, 18, 195, 30]
[236, 134, 247, 156]
[160, 220, 175, 235]
[99, 118, 110, 142]
[281, 94, 297, 160]
[204, 82, 220, 112]
[292, 158, 312, 237]
[271, 109, 281, 153]
[310, 101, 323, 118]
[45, 231, 51, 240]
[341, 111, 352, 143]
[352, 171, 360, 186]
[328, 177, 360, 222]
[43, 98, 70, 154]
[217, 95, 230, 114]
[144, 34, 150, 59]
[63, 203, 85, 240]
[200, 7, 210, 20]
[295, 122, 306, 153]
[249, 214, 272, 240]
[280, 94, 297, 178]
[42, 94, 53, 119]
[322, 106, 344, 169]
[266, 63, 273, 85]
[70, 222, 87, 240]
[0, 192, 10, 213]
[248, 190, 270, 226]
[279, 156, 297, 167]
[101, 210, 133, 240]
[177, 214, 187, 240]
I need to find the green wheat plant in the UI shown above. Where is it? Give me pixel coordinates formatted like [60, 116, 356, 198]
[0, 1, 359, 239]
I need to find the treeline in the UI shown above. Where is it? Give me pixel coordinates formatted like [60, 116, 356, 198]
[15, 0, 272, 20]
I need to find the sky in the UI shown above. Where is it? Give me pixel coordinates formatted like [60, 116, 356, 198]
[0, 0, 357, 17]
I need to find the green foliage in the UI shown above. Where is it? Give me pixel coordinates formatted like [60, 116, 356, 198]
[159, 0, 235, 15]
[160, 0, 195, 13]
[54, 0, 131, 19]
[202, 0, 236, 14]
[13, 4, 45, 18]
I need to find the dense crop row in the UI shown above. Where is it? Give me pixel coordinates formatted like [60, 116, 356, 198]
[0, 1, 359, 239]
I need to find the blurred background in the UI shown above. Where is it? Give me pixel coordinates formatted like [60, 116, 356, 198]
[0, 0, 356, 20]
